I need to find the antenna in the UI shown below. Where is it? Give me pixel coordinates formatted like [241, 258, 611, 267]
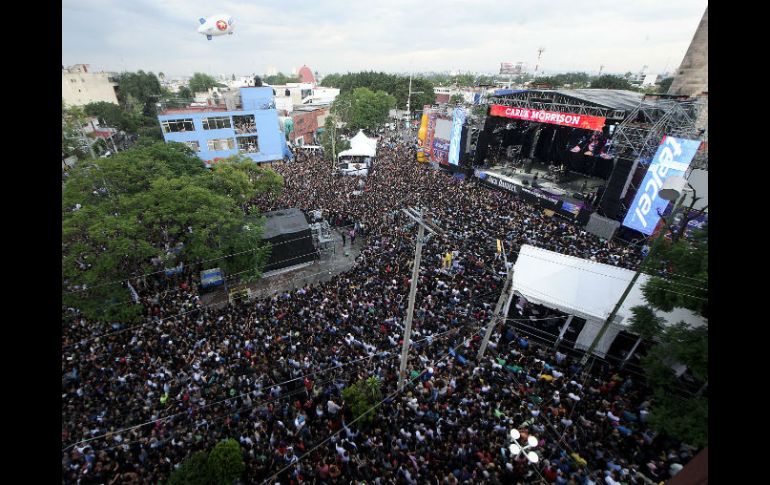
[534, 47, 546, 77]
[598, 65, 604, 76]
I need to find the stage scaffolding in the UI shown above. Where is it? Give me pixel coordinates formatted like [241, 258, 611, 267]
[608, 99, 708, 211]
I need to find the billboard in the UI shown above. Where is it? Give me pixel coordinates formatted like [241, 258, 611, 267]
[489, 104, 606, 131]
[500, 62, 521, 75]
[448, 107, 466, 165]
[622, 136, 702, 235]
[432, 139, 450, 165]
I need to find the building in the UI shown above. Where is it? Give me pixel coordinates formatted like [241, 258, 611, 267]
[157, 86, 291, 166]
[62, 64, 119, 106]
[297, 65, 316, 84]
[668, 6, 708, 98]
[271, 84, 339, 113]
[289, 106, 329, 146]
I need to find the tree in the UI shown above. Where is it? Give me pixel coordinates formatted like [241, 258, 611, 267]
[167, 452, 210, 485]
[634, 224, 708, 447]
[84, 101, 139, 132]
[116, 71, 163, 116]
[264, 72, 300, 85]
[658, 76, 675, 93]
[189, 72, 218, 94]
[342, 376, 382, 427]
[589, 74, 632, 90]
[62, 101, 91, 159]
[62, 143, 282, 323]
[334, 87, 395, 133]
[319, 71, 436, 112]
[320, 115, 350, 161]
[207, 439, 245, 485]
[625, 305, 665, 364]
[449, 94, 464, 105]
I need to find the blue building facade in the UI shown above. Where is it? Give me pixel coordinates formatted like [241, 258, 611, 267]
[158, 87, 291, 165]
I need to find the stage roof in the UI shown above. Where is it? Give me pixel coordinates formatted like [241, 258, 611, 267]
[260, 208, 310, 239]
[338, 130, 377, 158]
[552, 89, 649, 112]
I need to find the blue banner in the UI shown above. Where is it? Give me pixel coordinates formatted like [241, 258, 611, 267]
[622, 136, 701, 235]
[448, 107, 466, 166]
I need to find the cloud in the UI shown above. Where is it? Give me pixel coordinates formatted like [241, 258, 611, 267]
[62, 0, 707, 77]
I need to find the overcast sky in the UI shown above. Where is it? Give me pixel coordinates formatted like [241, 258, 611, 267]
[63, 0, 707, 78]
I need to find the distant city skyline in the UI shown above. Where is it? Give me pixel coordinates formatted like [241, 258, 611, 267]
[63, 0, 707, 79]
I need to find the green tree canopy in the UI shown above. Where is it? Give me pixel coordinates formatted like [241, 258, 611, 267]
[188, 72, 219, 94]
[449, 94, 465, 105]
[320, 116, 350, 161]
[116, 71, 162, 116]
[167, 452, 210, 485]
[84, 101, 139, 132]
[62, 101, 90, 159]
[658, 76, 675, 93]
[589, 74, 633, 90]
[333, 87, 395, 133]
[320, 71, 436, 113]
[207, 439, 245, 485]
[635, 224, 708, 448]
[342, 376, 382, 427]
[62, 143, 282, 323]
[264, 72, 300, 85]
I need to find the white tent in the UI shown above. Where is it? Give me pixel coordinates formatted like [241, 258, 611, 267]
[338, 130, 377, 159]
[512, 245, 706, 357]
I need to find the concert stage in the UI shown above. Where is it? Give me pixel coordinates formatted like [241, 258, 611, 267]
[484, 162, 605, 206]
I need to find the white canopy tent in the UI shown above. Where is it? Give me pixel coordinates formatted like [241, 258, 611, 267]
[512, 245, 706, 358]
[338, 130, 377, 159]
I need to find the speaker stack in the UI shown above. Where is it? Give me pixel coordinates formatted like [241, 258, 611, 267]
[598, 158, 634, 219]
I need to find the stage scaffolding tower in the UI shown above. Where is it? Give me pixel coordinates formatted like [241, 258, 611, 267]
[606, 98, 707, 215]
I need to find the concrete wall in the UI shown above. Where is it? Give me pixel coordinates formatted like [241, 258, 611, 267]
[62, 70, 119, 106]
[668, 7, 708, 97]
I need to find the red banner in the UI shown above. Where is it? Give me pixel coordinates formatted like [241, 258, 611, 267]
[489, 104, 606, 131]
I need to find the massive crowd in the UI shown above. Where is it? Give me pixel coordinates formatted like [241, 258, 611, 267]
[62, 133, 693, 484]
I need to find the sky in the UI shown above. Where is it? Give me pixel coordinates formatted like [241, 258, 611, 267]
[63, 0, 707, 78]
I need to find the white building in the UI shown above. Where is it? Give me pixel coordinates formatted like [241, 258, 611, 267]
[62, 64, 119, 106]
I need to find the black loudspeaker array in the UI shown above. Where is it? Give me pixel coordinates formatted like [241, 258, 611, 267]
[598, 158, 634, 220]
[474, 122, 495, 164]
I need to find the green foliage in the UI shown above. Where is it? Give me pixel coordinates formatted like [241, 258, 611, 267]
[62, 102, 90, 158]
[207, 439, 245, 485]
[534, 72, 592, 88]
[264, 72, 300, 85]
[342, 376, 382, 426]
[320, 71, 436, 112]
[333, 87, 395, 133]
[589, 74, 633, 90]
[658, 77, 675, 93]
[320, 116, 350, 161]
[449, 94, 464, 105]
[116, 71, 162, 116]
[643, 224, 708, 318]
[189, 72, 219, 94]
[62, 143, 283, 323]
[636, 224, 708, 447]
[628, 305, 665, 340]
[167, 452, 210, 485]
[84, 101, 139, 132]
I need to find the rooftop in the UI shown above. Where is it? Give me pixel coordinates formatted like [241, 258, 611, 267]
[159, 105, 229, 116]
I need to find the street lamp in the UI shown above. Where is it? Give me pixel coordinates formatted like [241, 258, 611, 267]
[509, 429, 539, 464]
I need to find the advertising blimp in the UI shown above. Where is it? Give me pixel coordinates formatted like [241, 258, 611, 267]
[198, 14, 235, 40]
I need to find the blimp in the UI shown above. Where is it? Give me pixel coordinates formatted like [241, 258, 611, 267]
[198, 14, 235, 40]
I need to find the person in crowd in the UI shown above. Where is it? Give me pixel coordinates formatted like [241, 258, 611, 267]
[63, 129, 683, 485]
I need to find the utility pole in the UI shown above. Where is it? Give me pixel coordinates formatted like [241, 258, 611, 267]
[398, 207, 443, 390]
[477, 264, 515, 360]
[534, 47, 546, 78]
[580, 192, 687, 365]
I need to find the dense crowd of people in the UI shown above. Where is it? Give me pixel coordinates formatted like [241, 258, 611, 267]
[62, 133, 693, 484]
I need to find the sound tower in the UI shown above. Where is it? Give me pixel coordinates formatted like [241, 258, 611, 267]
[475, 122, 494, 164]
[598, 157, 634, 219]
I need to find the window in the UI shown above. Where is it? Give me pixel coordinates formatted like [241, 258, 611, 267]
[183, 141, 200, 152]
[207, 138, 236, 151]
[237, 135, 259, 153]
[232, 114, 256, 134]
[202, 116, 231, 130]
[161, 118, 194, 133]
